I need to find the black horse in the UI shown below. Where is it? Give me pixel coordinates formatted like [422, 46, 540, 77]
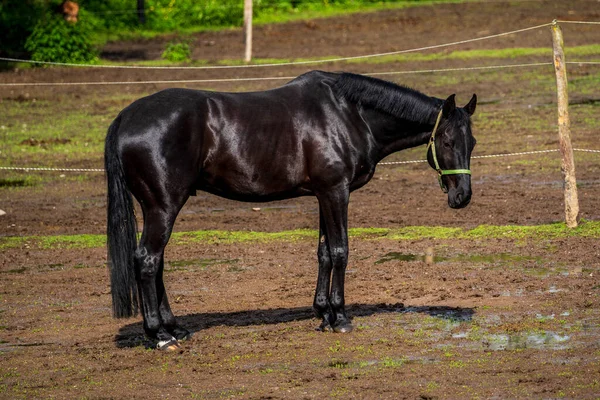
[105, 71, 477, 350]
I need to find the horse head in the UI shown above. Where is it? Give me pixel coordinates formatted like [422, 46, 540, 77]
[427, 94, 477, 209]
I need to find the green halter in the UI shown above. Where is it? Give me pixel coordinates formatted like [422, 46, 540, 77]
[426, 108, 471, 193]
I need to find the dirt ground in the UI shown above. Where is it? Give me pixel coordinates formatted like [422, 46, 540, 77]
[1, 1, 600, 398]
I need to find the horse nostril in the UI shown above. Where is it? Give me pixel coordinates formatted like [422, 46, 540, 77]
[464, 192, 472, 205]
[456, 192, 463, 205]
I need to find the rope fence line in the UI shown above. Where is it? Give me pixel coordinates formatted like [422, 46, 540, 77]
[0, 62, 562, 87]
[0, 22, 554, 70]
[2, 149, 597, 173]
[378, 149, 589, 165]
[0, 167, 106, 172]
[3, 60, 598, 87]
[0, 20, 596, 88]
[557, 20, 600, 25]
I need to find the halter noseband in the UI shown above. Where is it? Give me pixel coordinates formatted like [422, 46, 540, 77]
[426, 108, 471, 193]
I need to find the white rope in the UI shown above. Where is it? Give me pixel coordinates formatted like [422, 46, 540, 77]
[379, 149, 600, 165]
[370, 62, 553, 76]
[574, 148, 600, 153]
[567, 61, 600, 65]
[7, 60, 599, 88]
[2, 149, 597, 173]
[556, 20, 600, 25]
[0, 22, 553, 70]
[378, 149, 560, 165]
[472, 149, 559, 159]
[0, 166, 105, 172]
[0, 76, 296, 87]
[0, 62, 555, 87]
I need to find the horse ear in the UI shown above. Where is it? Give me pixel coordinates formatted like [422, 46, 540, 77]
[464, 94, 477, 116]
[442, 94, 456, 117]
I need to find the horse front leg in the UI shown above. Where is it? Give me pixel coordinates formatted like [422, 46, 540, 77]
[313, 208, 334, 331]
[314, 185, 353, 333]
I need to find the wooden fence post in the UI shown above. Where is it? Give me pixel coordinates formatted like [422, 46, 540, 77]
[244, 0, 253, 63]
[551, 20, 579, 228]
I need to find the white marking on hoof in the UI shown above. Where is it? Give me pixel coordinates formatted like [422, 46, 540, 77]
[157, 337, 180, 351]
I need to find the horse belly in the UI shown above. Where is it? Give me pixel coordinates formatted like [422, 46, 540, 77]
[197, 159, 312, 202]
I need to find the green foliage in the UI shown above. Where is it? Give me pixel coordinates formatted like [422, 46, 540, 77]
[81, 0, 436, 34]
[1, 0, 451, 58]
[161, 40, 192, 62]
[0, 0, 47, 56]
[24, 11, 98, 64]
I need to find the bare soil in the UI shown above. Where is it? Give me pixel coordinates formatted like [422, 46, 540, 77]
[1, 1, 600, 399]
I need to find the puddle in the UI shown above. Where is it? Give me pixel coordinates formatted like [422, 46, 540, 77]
[4, 267, 27, 274]
[375, 252, 447, 264]
[375, 252, 586, 279]
[547, 285, 563, 294]
[500, 289, 525, 297]
[375, 252, 541, 265]
[449, 330, 572, 351]
[401, 306, 473, 322]
[482, 331, 571, 351]
[227, 265, 252, 273]
[523, 265, 587, 278]
[167, 258, 239, 271]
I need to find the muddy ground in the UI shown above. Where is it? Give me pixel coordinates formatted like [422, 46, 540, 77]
[1, 0, 600, 398]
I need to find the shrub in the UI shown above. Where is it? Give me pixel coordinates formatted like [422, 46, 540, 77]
[0, 0, 46, 56]
[161, 40, 192, 62]
[24, 11, 98, 64]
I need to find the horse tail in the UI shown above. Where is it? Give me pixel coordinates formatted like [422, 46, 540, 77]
[105, 115, 139, 318]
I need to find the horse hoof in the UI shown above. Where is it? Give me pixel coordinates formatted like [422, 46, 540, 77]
[157, 338, 181, 351]
[316, 321, 333, 332]
[173, 328, 193, 341]
[333, 322, 354, 333]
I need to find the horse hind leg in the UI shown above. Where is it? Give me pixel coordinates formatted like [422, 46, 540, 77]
[157, 260, 192, 341]
[135, 197, 189, 349]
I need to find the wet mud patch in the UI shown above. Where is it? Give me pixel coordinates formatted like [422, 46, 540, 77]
[2, 237, 597, 398]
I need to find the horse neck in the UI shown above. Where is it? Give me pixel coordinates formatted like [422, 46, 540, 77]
[360, 99, 442, 161]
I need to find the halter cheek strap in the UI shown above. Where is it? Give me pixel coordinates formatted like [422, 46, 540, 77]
[426, 108, 471, 193]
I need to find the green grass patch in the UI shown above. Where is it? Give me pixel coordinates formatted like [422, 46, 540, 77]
[0, 176, 41, 188]
[0, 234, 105, 250]
[386, 226, 463, 240]
[0, 99, 112, 166]
[2, 221, 600, 251]
[172, 228, 318, 245]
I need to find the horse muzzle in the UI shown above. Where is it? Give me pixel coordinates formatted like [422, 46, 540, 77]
[447, 185, 471, 209]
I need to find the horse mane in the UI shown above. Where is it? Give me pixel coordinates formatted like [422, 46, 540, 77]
[332, 72, 440, 122]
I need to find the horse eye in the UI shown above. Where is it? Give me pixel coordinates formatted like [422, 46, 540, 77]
[443, 141, 452, 149]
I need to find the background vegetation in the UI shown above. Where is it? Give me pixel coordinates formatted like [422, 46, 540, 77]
[0, 0, 440, 61]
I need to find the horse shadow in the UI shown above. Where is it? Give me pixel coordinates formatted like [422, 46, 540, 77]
[114, 303, 475, 348]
